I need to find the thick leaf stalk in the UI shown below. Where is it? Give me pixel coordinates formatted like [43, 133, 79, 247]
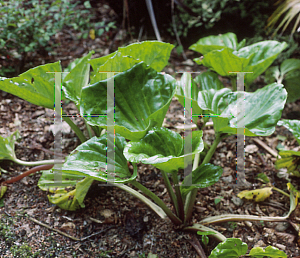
[130, 180, 182, 225]
[184, 132, 223, 223]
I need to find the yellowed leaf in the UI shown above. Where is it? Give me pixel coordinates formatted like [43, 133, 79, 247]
[237, 187, 273, 202]
[0, 185, 7, 199]
[89, 29, 95, 40]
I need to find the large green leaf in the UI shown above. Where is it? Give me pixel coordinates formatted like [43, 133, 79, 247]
[189, 32, 240, 55]
[236, 41, 288, 86]
[89, 41, 174, 83]
[194, 71, 224, 91]
[123, 127, 204, 173]
[0, 61, 62, 109]
[89, 55, 140, 84]
[208, 238, 248, 258]
[198, 83, 287, 136]
[38, 170, 93, 211]
[195, 48, 251, 76]
[197, 88, 231, 115]
[80, 62, 176, 141]
[197, 41, 287, 87]
[111, 41, 174, 72]
[60, 134, 137, 183]
[62, 51, 94, 105]
[180, 163, 223, 197]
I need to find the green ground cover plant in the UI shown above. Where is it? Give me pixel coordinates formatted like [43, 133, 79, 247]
[0, 40, 297, 256]
[0, 0, 94, 76]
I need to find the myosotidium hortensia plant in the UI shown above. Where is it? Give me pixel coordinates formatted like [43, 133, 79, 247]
[0, 40, 296, 246]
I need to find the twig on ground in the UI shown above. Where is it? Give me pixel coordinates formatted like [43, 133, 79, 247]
[28, 216, 80, 241]
[253, 138, 280, 158]
[28, 216, 116, 242]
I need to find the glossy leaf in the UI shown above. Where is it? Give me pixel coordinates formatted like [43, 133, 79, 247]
[197, 41, 287, 86]
[198, 83, 287, 136]
[38, 169, 93, 211]
[60, 134, 137, 183]
[62, 51, 94, 105]
[80, 62, 177, 141]
[123, 127, 204, 173]
[194, 71, 224, 91]
[208, 238, 248, 258]
[89, 55, 140, 84]
[189, 32, 240, 55]
[180, 163, 223, 197]
[89, 41, 174, 83]
[111, 41, 174, 72]
[249, 246, 287, 257]
[236, 41, 287, 86]
[0, 61, 62, 109]
[196, 48, 251, 77]
[237, 187, 273, 202]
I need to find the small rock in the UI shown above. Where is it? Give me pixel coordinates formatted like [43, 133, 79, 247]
[181, 59, 194, 66]
[219, 153, 225, 158]
[231, 196, 243, 206]
[274, 243, 286, 250]
[143, 216, 149, 222]
[222, 175, 233, 183]
[254, 240, 266, 248]
[246, 236, 254, 242]
[245, 144, 258, 153]
[275, 222, 289, 232]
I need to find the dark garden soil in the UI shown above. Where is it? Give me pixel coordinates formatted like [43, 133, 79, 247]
[1, 2, 300, 258]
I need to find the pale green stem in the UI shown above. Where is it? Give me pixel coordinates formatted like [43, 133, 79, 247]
[201, 132, 222, 166]
[12, 158, 64, 166]
[172, 171, 184, 221]
[111, 183, 167, 219]
[273, 187, 290, 198]
[161, 170, 178, 216]
[200, 214, 288, 225]
[184, 133, 223, 223]
[84, 118, 93, 139]
[62, 114, 87, 143]
[130, 180, 182, 226]
[184, 152, 200, 223]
